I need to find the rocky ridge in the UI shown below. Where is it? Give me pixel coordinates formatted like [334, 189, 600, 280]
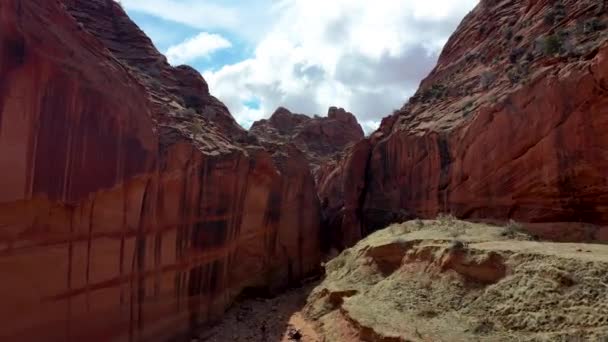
[305, 219, 608, 341]
[251, 106, 364, 177]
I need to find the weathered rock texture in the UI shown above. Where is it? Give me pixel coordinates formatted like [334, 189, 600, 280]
[305, 220, 608, 341]
[322, 0, 608, 247]
[0, 0, 320, 340]
[250, 106, 364, 176]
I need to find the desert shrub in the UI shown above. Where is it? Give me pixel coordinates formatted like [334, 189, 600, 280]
[421, 84, 448, 102]
[507, 68, 521, 84]
[584, 18, 606, 33]
[480, 71, 496, 89]
[479, 24, 487, 35]
[461, 100, 475, 117]
[509, 47, 526, 63]
[501, 219, 525, 239]
[472, 319, 495, 334]
[190, 120, 204, 139]
[417, 308, 439, 318]
[183, 95, 202, 110]
[525, 51, 535, 62]
[437, 213, 466, 237]
[448, 239, 468, 251]
[554, 3, 566, 20]
[437, 212, 456, 224]
[544, 11, 556, 26]
[543, 34, 562, 56]
[545, 3, 566, 26]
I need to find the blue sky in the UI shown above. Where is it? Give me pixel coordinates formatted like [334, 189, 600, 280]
[127, 11, 252, 71]
[121, 0, 478, 132]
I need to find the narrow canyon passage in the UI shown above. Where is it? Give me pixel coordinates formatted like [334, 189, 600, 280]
[0, 0, 607, 341]
[193, 282, 320, 342]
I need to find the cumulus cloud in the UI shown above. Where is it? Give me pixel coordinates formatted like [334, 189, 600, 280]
[124, 0, 479, 133]
[203, 0, 478, 132]
[166, 32, 232, 65]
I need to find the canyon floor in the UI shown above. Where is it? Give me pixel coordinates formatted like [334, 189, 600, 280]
[196, 282, 321, 342]
[200, 219, 608, 342]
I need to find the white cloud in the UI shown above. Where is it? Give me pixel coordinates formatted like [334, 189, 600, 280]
[202, 0, 478, 133]
[124, 0, 479, 133]
[166, 32, 232, 65]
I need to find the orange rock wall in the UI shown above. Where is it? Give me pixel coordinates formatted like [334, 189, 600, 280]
[0, 0, 320, 340]
[365, 51, 608, 227]
[320, 0, 608, 246]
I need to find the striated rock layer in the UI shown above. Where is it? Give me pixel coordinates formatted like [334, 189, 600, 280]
[0, 0, 320, 341]
[322, 0, 608, 247]
[305, 220, 608, 341]
[251, 106, 364, 177]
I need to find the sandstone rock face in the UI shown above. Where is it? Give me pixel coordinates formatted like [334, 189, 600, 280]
[0, 0, 320, 340]
[250, 106, 365, 176]
[305, 220, 608, 341]
[316, 140, 372, 250]
[322, 0, 608, 246]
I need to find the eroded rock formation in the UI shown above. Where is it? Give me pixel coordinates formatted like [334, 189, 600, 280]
[0, 0, 320, 340]
[322, 0, 608, 247]
[305, 219, 608, 341]
[251, 106, 364, 176]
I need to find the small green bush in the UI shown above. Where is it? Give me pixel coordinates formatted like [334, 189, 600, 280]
[461, 101, 475, 117]
[544, 11, 556, 26]
[421, 84, 448, 102]
[507, 69, 521, 84]
[584, 18, 606, 33]
[543, 35, 562, 56]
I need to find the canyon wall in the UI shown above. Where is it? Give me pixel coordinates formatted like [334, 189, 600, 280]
[323, 0, 608, 247]
[0, 0, 320, 340]
[251, 106, 364, 177]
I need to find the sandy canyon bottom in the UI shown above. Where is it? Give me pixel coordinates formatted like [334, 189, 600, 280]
[196, 219, 608, 342]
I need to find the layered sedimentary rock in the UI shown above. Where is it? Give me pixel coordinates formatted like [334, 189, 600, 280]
[0, 0, 320, 340]
[305, 220, 608, 341]
[251, 106, 364, 176]
[322, 0, 608, 247]
[316, 140, 372, 250]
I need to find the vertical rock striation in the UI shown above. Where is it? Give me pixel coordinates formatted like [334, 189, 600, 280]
[321, 0, 608, 248]
[0, 0, 320, 340]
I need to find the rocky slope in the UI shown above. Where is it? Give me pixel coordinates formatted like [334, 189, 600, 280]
[305, 219, 608, 341]
[0, 0, 320, 340]
[251, 106, 364, 177]
[322, 0, 608, 248]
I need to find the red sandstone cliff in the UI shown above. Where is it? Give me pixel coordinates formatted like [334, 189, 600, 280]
[250, 106, 364, 177]
[321, 0, 608, 247]
[0, 0, 320, 340]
